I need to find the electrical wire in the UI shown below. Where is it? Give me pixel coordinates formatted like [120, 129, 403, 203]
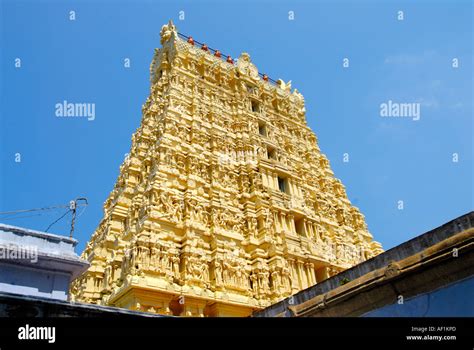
[0, 213, 44, 221]
[45, 209, 71, 232]
[0, 199, 88, 234]
[0, 204, 69, 216]
[75, 205, 87, 219]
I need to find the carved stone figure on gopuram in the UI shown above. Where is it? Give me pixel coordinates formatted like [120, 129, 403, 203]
[70, 20, 383, 317]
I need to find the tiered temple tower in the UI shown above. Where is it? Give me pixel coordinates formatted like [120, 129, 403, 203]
[71, 21, 383, 316]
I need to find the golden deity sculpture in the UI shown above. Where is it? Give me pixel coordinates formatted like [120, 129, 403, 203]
[70, 21, 383, 316]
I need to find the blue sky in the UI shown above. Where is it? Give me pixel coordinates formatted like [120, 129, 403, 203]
[0, 0, 472, 253]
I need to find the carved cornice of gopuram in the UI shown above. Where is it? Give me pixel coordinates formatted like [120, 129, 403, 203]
[151, 21, 307, 121]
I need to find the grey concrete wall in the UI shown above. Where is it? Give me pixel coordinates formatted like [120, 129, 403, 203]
[0, 223, 89, 301]
[363, 276, 474, 317]
[0, 263, 70, 300]
[0, 292, 164, 318]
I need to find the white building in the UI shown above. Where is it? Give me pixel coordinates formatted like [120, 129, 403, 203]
[0, 223, 88, 301]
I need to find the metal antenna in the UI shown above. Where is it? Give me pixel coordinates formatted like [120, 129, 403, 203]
[70, 197, 88, 238]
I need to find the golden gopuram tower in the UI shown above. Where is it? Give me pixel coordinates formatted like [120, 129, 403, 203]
[71, 21, 383, 316]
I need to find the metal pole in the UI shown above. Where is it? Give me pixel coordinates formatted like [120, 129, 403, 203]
[69, 197, 88, 238]
[69, 200, 76, 238]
